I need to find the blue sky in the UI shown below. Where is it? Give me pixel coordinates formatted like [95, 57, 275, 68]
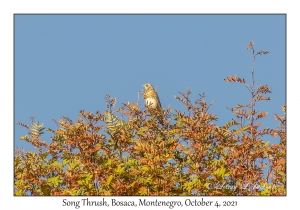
[14, 14, 285, 151]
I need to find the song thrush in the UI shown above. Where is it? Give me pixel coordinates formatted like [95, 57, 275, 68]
[142, 83, 162, 110]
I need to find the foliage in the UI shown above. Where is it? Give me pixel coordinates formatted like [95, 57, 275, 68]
[15, 42, 285, 196]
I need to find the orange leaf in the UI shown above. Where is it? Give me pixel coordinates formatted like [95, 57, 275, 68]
[246, 41, 254, 49]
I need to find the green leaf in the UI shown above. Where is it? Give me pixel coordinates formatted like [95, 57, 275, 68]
[40, 152, 49, 160]
[106, 175, 114, 186]
[115, 165, 125, 175]
[137, 127, 147, 136]
[141, 166, 150, 172]
[260, 188, 270, 196]
[47, 176, 62, 187]
[51, 161, 59, 167]
[31, 121, 45, 135]
[213, 167, 229, 179]
[103, 159, 112, 167]
[15, 190, 23, 196]
[19, 135, 32, 141]
[61, 159, 70, 167]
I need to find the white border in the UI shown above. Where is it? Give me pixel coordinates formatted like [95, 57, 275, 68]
[1, 1, 298, 210]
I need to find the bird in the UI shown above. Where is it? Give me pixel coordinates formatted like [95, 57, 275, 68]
[142, 83, 162, 110]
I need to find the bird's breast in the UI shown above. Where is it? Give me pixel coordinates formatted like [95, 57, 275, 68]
[145, 98, 157, 108]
